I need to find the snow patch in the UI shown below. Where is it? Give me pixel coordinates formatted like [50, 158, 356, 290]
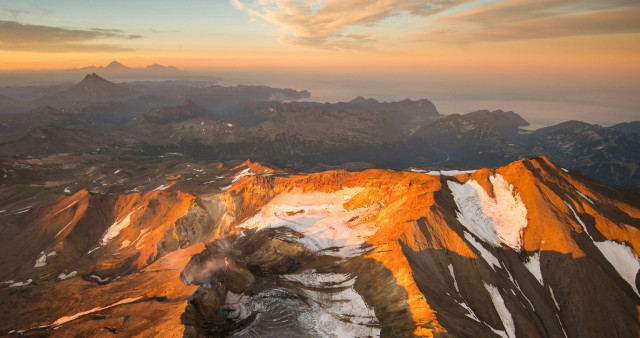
[223, 271, 379, 337]
[411, 168, 476, 176]
[9, 279, 32, 287]
[549, 286, 560, 310]
[34, 252, 48, 267]
[14, 206, 31, 214]
[464, 232, 500, 270]
[51, 297, 142, 327]
[448, 174, 528, 250]
[99, 208, 140, 246]
[232, 168, 254, 183]
[456, 301, 480, 322]
[89, 275, 110, 283]
[564, 201, 590, 237]
[484, 283, 516, 338]
[283, 271, 380, 337]
[448, 264, 460, 293]
[52, 200, 78, 217]
[594, 240, 640, 297]
[152, 184, 170, 191]
[524, 253, 544, 285]
[58, 271, 77, 280]
[237, 188, 379, 258]
[575, 190, 594, 204]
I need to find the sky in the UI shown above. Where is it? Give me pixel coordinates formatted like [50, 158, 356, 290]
[1, 0, 639, 126]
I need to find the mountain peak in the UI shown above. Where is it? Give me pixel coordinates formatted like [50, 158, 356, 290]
[105, 60, 129, 71]
[63, 73, 128, 100]
[350, 96, 379, 105]
[78, 73, 113, 86]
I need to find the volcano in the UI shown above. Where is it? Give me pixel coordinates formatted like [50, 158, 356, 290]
[0, 157, 638, 337]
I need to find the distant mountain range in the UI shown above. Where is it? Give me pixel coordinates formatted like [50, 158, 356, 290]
[0, 73, 638, 193]
[78, 60, 185, 75]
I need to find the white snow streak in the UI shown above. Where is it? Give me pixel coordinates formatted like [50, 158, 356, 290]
[9, 279, 32, 287]
[448, 264, 460, 293]
[594, 241, 640, 297]
[549, 286, 560, 310]
[99, 208, 140, 246]
[232, 168, 254, 183]
[411, 168, 476, 176]
[456, 301, 480, 322]
[524, 253, 544, 285]
[464, 232, 500, 271]
[152, 184, 170, 191]
[52, 200, 78, 217]
[484, 283, 516, 338]
[58, 271, 77, 280]
[51, 297, 142, 327]
[564, 201, 590, 237]
[575, 190, 594, 204]
[89, 275, 110, 283]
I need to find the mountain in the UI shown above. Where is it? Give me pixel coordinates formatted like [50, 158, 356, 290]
[79, 60, 185, 76]
[611, 121, 640, 134]
[133, 100, 214, 125]
[0, 157, 638, 336]
[519, 120, 640, 193]
[0, 126, 115, 156]
[0, 106, 73, 143]
[104, 60, 131, 72]
[414, 109, 529, 137]
[62, 73, 132, 101]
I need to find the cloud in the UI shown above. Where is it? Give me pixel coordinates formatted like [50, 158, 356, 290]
[232, 0, 640, 48]
[419, 0, 640, 42]
[0, 20, 142, 52]
[231, 0, 469, 49]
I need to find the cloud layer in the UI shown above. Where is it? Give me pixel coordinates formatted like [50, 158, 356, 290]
[232, 0, 640, 49]
[422, 0, 640, 43]
[0, 20, 142, 52]
[232, 0, 468, 49]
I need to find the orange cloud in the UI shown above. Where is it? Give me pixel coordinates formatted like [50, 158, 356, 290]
[232, 0, 469, 49]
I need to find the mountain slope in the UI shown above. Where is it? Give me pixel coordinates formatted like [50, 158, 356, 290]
[61, 73, 132, 102]
[0, 157, 638, 337]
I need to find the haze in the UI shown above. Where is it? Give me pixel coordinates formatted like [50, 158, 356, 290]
[1, 0, 639, 127]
